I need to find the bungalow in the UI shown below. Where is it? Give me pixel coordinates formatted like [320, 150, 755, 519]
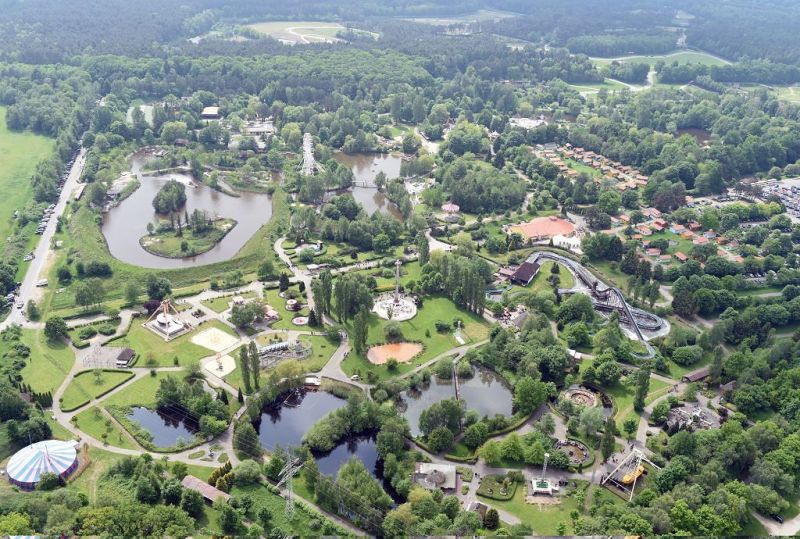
[659, 254, 672, 263]
[688, 221, 702, 232]
[682, 366, 710, 383]
[703, 230, 717, 239]
[693, 236, 710, 246]
[619, 214, 631, 223]
[181, 475, 230, 504]
[646, 248, 661, 257]
[681, 231, 695, 239]
[641, 207, 662, 219]
[650, 222, 665, 232]
[636, 226, 653, 236]
[675, 252, 688, 263]
[115, 348, 135, 368]
[670, 224, 686, 234]
[510, 261, 540, 286]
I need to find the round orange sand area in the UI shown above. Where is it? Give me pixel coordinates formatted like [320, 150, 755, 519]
[367, 342, 423, 365]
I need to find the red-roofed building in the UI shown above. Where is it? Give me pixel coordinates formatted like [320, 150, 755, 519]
[675, 252, 688, 262]
[693, 236, 710, 245]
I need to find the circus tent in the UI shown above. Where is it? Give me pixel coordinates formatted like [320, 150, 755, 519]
[6, 439, 79, 489]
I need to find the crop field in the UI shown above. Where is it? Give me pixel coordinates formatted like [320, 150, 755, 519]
[0, 107, 54, 244]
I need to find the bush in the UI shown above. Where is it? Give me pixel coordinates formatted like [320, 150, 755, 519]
[384, 321, 403, 343]
[79, 326, 98, 340]
[233, 460, 263, 485]
[434, 320, 450, 333]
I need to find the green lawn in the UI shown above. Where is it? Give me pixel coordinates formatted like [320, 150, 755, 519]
[774, 85, 800, 103]
[73, 406, 139, 450]
[19, 330, 75, 394]
[565, 158, 601, 178]
[67, 318, 122, 347]
[263, 285, 309, 330]
[201, 291, 256, 313]
[526, 261, 576, 293]
[114, 319, 237, 367]
[607, 375, 670, 431]
[482, 480, 615, 535]
[104, 371, 173, 408]
[231, 481, 343, 536]
[341, 296, 490, 382]
[140, 218, 236, 258]
[60, 369, 135, 411]
[0, 107, 54, 249]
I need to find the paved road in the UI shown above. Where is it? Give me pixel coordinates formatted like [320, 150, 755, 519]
[1, 148, 86, 331]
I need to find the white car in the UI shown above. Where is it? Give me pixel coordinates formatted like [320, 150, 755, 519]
[16, 301, 24, 309]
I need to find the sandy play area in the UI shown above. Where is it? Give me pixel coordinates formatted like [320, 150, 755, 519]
[367, 342, 423, 365]
[191, 327, 239, 352]
[202, 354, 236, 377]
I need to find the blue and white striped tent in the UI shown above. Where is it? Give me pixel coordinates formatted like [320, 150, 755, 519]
[6, 440, 78, 489]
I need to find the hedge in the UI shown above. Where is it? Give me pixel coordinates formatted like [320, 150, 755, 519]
[476, 475, 519, 501]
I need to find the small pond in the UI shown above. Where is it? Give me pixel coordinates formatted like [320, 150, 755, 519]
[333, 152, 404, 219]
[255, 389, 389, 480]
[102, 150, 273, 269]
[676, 127, 712, 144]
[398, 366, 514, 437]
[128, 406, 199, 448]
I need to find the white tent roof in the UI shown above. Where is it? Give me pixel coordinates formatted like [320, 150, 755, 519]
[6, 440, 78, 485]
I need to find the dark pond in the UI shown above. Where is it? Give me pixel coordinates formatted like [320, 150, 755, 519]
[128, 406, 198, 448]
[398, 366, 514, 437]
[333, 152, 404, 219]
[314, 432, 380, 477]
[102, 150, 273, 269]
[255, 389, 347, 450]
[676, 127, 712, 144]
[256, 389, 391, 481]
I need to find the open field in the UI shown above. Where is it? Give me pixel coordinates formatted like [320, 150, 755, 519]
[590, 50, 730, 67]
[20, 330, 75, 394]
[404, 9, 517, 26]
[0, 108, 54, 245]
[341, 296, 490, 382]
[247, 21, 376, 44]
[774, 85, 800, 103]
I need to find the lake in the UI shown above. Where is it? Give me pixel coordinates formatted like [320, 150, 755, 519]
[128, 406, 198, 448]
[101, 150, 273, 269]
[333, 152, 404, 219]
[398, 366, 514, 437]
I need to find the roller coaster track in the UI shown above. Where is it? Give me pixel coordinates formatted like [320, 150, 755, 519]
[527, 251, 661, 358]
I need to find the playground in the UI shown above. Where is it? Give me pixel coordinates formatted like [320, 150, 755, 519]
[366, 342, 423, 365]
[191, 327, 240, 353]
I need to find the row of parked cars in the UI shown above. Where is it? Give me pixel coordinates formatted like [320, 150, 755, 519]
[35, 150, 78, 235]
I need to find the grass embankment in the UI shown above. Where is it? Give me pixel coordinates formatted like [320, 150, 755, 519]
[341, 296, 489, 383]
[41, 187, 289, 316]
[140, 218, 237, 258]
[73, 407, 139, 451]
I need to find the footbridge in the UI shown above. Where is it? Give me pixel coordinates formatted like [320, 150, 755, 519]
[527, 251, 664, 358]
